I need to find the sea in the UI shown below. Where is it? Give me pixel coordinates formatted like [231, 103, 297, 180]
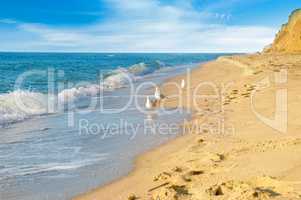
[0, 53, 229, 200]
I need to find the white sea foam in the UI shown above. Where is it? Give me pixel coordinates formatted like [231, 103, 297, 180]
[0, 90, 48, 126]
[102, 62, 164, 87]
[129, 62, 164, 75]
[103, 68, 135, 89]
[58, 84, 103, 104]
[0, 153, 108, 180]
[0, 62, 167, 126]
[128, 62, 149, 75]
[0, 72, 131, 126]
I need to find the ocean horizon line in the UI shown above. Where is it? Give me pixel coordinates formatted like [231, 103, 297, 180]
[0, 51, 244, 54]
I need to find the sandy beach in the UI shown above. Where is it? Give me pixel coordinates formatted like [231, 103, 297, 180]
[74, 52, 301, 200]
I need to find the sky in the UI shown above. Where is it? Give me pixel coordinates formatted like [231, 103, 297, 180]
[0, 0, 300, 52]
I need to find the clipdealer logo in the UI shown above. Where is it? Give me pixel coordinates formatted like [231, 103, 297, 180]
[251, 69, 288, 133]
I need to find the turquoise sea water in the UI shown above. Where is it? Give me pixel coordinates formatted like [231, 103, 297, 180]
[0, 53, 230, 200]
[0, 53, 225, 94]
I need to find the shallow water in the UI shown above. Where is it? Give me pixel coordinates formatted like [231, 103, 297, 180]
[0, 53, 229, 200]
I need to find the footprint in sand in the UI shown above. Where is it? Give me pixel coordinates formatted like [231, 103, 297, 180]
[206, 176, 298, 200]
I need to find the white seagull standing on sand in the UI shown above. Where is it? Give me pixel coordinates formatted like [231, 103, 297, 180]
[181, 79, 186, 89]
[154, 87, 161, 100]
[145, 96, 152, 110]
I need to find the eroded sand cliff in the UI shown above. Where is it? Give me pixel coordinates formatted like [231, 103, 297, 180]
[264, 9, 301, 53]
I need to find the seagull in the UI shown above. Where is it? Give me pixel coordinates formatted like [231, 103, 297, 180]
[181, 79, 186, 89]
[154, 87, 161, 100]
[145, 96, 155, 120]
[145, 96, 152, 110]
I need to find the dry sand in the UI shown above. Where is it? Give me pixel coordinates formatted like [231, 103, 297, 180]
[74, 53, 301, 200]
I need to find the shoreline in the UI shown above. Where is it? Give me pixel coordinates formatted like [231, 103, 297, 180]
[72, 62, 199, 200]
[74, 53, 301, 200]
[73, 58, 229, 199]
[73, 128, 192, 199]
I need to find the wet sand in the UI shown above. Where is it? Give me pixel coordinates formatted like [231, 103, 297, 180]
[74, 53, 301, 200]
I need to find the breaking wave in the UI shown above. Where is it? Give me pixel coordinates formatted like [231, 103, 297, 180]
[0, 90, 48, 126]
[0, 61, 167, 126]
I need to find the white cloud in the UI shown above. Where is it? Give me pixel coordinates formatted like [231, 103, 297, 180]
[0, 0, 277, 52]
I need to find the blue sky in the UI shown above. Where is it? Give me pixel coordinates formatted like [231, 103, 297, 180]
[0, 0, 300, 52]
